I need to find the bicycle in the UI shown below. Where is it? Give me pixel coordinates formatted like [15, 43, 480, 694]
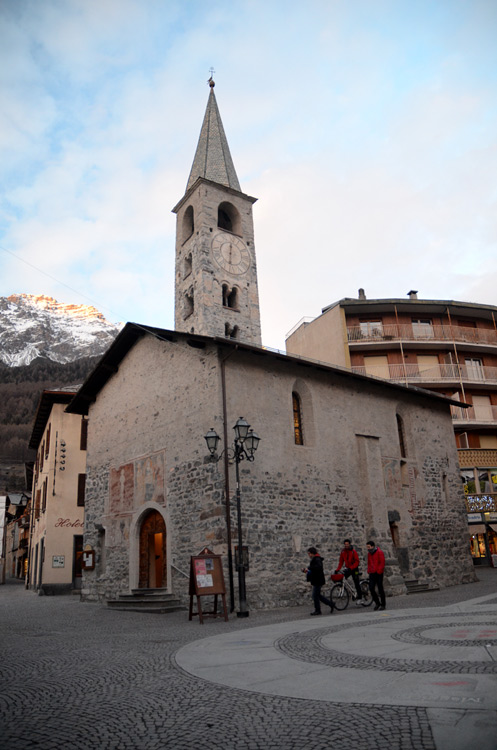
[329, 570, 373, 610]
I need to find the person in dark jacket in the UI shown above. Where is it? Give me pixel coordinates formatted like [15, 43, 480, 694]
[367, 541, 386, 610]
[335, 538, 365, 606]
[303, 547, 334, 616]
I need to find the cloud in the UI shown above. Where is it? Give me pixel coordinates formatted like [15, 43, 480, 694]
[0, 0, 496, 350]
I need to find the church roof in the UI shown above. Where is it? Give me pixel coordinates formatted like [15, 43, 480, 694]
[66, 323, 467, 416]
[186, 80, 241, 193]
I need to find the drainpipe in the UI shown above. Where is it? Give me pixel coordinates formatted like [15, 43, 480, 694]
[394, 305, 408, 384]
[446, 307, 466, 402]
[219, 344, 238, 612]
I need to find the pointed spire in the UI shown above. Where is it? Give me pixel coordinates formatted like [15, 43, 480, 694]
[186, 78, 241, 193]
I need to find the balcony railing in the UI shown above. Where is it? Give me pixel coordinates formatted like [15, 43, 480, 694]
[465, 494, 497, 513]
[351, 363, 497, 386]
[450, 404, 497, 423]
[348, 323, 497, 347]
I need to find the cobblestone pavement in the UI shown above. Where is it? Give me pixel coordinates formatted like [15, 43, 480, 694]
[1, 570, 496, 750]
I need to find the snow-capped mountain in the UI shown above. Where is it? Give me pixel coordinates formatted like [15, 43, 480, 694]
[0, 294, 123, 367]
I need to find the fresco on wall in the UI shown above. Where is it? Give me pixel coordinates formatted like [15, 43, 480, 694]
[135, 452, 165, 507]
[382, 457, 402, 498]
[109, 463, 134, 514]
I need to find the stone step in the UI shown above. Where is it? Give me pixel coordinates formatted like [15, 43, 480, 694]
[130, 588, 172, 597]
[404, 579, 439, 594]
[106, 603, 185, 614]
[106, 588, 185, 613]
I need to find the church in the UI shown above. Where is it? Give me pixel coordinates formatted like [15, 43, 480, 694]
[68, 80, 475, 612]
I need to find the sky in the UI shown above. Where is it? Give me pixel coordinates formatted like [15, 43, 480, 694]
[1, 0, 496, 351]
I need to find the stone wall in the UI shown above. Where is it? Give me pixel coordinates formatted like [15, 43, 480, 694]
[80, 334, 475, 608]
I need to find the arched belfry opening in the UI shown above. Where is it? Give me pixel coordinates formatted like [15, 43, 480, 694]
[182, 205, 194, 242]
[222, 284, 238, 309]
[138, 510, 167, 589]
[218, 201, 241, 235]
[225, 323, 239, 339]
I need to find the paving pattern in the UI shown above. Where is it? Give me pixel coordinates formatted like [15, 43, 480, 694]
[1, 572, 497, 750]
[276, 612, 497, 673]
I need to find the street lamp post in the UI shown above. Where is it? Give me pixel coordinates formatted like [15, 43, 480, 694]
[204, 417, 260, 618]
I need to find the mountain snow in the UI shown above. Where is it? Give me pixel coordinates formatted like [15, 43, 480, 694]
[0, 294, 123, 367]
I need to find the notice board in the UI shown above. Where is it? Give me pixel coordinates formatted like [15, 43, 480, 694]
[188, 547, 228, 623]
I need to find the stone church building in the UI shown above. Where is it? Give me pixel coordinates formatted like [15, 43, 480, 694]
[68, 80, 475, 611]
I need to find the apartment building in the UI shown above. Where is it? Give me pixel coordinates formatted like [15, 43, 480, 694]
[286, 291, 497, 566]
[28, 387, 87, 594]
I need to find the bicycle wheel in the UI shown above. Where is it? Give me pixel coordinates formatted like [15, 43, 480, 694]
[360, 580, 373, 607]
[330, 583, 349, 610]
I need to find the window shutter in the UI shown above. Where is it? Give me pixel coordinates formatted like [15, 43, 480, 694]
[77, 474, 86, 507]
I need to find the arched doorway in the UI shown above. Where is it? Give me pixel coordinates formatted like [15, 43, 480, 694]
[138, 510, 167, 589]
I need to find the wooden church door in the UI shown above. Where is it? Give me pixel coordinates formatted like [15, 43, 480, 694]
[138, 510, 167, 589]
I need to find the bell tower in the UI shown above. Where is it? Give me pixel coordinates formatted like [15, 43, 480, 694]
[172, 78, 262, 345]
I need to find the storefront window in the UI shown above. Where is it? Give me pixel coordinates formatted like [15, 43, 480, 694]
[461, 470, 476, 494]
[470, 534, 486, 558]
[488, 528, 497, 555]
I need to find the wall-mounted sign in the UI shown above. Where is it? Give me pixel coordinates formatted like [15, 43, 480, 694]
[54, 518, 84, 528]
[467, 513, 483, 523]
[82, 550, 95, 570]
[52, 555, 65, 568]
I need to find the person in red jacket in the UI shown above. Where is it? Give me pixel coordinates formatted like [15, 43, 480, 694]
[367, 541, 386, 610]
[335, 539, 365, 606]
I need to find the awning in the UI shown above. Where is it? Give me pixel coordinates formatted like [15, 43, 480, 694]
[489, 524, 497, 534]
[468, 524, 486, 535]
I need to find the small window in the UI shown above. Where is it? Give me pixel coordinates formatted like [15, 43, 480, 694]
[35, 489, 41, 520]
[45, 425, 51, 458]
[292, 392, 304, 445]
[80, 418, 88, 451]
[184, 290, 194, 319]
[77, 474, 86, 507]
[184, 253, 192, 278]
[42, 479, 48, 513]
[396, 414, 406, 457]
[224, 323, 239, 339]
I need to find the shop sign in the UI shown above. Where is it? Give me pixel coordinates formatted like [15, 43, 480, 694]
[484, 512, 497, 521]
[467, 513, 483, 523]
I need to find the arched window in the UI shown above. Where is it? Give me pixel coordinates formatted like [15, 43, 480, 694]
[222, 284, 238, 309]
[218, 207, 232, 232]
[292, 392, 304, 445]
[396, 414, 406, 457]
[217, 202, 241, 235]
[224, 323, 239, 339]
[182, 205, 194, 242]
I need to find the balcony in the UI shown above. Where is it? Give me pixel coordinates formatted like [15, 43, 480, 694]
[347, 323, 497, 348]
[451, 404, 497, 423]
[465, 494, 497, 513]
[351, 363, 497, 387]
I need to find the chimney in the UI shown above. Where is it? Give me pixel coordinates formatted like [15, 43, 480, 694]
[407, 290, 418, 300]
[358, 288, 366, 300]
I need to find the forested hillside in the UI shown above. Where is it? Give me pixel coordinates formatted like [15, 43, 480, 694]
[0, 356, 99, 490]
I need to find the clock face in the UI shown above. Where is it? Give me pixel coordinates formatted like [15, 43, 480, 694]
[212, 232, 250, 275]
